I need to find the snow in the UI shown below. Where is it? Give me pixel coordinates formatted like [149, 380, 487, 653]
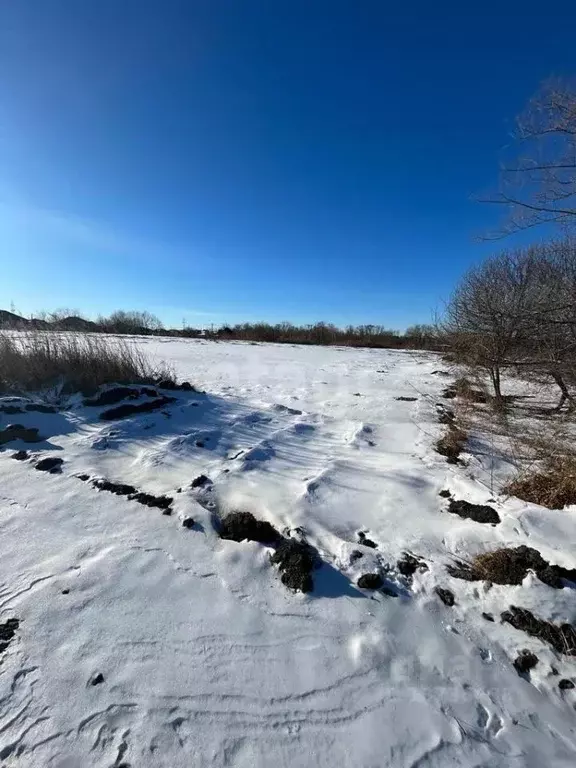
[1, 339, 576, 767]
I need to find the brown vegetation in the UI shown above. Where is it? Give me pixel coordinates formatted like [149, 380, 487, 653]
[448, 545, 576, 587]
[0, 332, 173, 395]
[504, 456, 576, 509]
[436, 425, 467, 463]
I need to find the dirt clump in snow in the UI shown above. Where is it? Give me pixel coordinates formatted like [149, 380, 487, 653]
[84, 386, 142, 406]
[0, 404, 23, 414]
[219, 511, 281, 545]
[435, 587, 455, 606]
[357, 531, 378, 548]
[0, 618, 19, 654]
[513, 649, 539, 675]
[395, 396, 418, 402]
[437, 407, 456, 425]
[131, 492, 173, 512]
[559, 679, 575, 690]
[0, 424, 43, 445]
[436, 424, 467, 464]
[501, 606, 576, 656]
[191, 474, 212, 489]
[35, 456, 63, 473]
[449, 546, 576, 587]
[397, 552, 428, 577]
[100, 395, 176, 421]
[11, 450, 29, 461]
[92, 478, 173, 513]
[271, 539, 316, 593]
[357, 573, 384, 590]
[25, 403, 57, 413]
[93, 479, 138, 496]
[447, 499, 500, 525]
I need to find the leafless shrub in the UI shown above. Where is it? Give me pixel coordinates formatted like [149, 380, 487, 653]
[0, 332, 174, 396]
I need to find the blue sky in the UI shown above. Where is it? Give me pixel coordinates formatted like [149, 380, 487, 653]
[1, 1, 574, 330]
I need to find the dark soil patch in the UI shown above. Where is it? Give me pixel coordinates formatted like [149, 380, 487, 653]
[157, 379, 177, 390]
[501, 606, 576, 655]
[100, 396, 176, 421]
[439, 489, 452, 498]
[25, 403, 57, 413]
[271, 539, 316, 593]
[513, 649, 539, 675]
[131, 492, 173, 512]
[84, 387, 141, 407]
[0, 405, 23, 415]
[442, 387, 457, 399]
[180, 381, 194, 391]
[449, 546, 576, 588]
[437, 407, 455, 425]
[77, 473, 91, 482]
[92, 478, 173, 513]
[182, 517, 195, 529]
[357, 573, 384, 590]
[395, 396, 418, 402]
[482, 612, 495, 622]
[350, 550, 364, 563]
[90, 672, 105, 686]
[447, 499, 500, 525]
[140, 387, 159, 398]
[191, 474, 212, 489]
[11, 450, 29, 461]
[218, 513, 316, 593]
[559, 679, 575, 690]
[35, 457, 63, 473]
[358, 532, 377, 548]
[0, 618, 19, 654]
[435, 587, 455, 606]
[397, 552, 428, 577]
[0, 424, 43, 445]
[93, 479, 138, 496]
[219, 511, 281, 545]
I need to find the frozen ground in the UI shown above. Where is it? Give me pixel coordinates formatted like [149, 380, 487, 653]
[0, 339, 576, 767]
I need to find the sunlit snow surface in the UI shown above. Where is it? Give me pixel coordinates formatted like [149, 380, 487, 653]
[1, 339, 575, 767]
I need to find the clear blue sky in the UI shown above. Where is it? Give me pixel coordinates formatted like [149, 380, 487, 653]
[1, 1, 574, 329]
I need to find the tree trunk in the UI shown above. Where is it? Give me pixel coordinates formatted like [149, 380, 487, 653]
[489, 366, 503, 404]
[550, 371, 573, 411]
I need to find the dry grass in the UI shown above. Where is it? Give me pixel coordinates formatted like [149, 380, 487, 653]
[435, 424, 467, 463]
[453, 376, 488, 403]
[504, 456, 576, 509]
[0, 331, 174, 396]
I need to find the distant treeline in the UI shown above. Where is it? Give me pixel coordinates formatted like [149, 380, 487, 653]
[0, 309, 440, 350]
[205, 322, 440, 349]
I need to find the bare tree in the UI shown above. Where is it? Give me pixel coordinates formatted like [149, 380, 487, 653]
[442, 246, 544, 402]
[444, 239, 576, 409]
[483, 78, 576, 238]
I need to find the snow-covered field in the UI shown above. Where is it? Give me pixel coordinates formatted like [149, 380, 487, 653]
[1, 339, 576, 767]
